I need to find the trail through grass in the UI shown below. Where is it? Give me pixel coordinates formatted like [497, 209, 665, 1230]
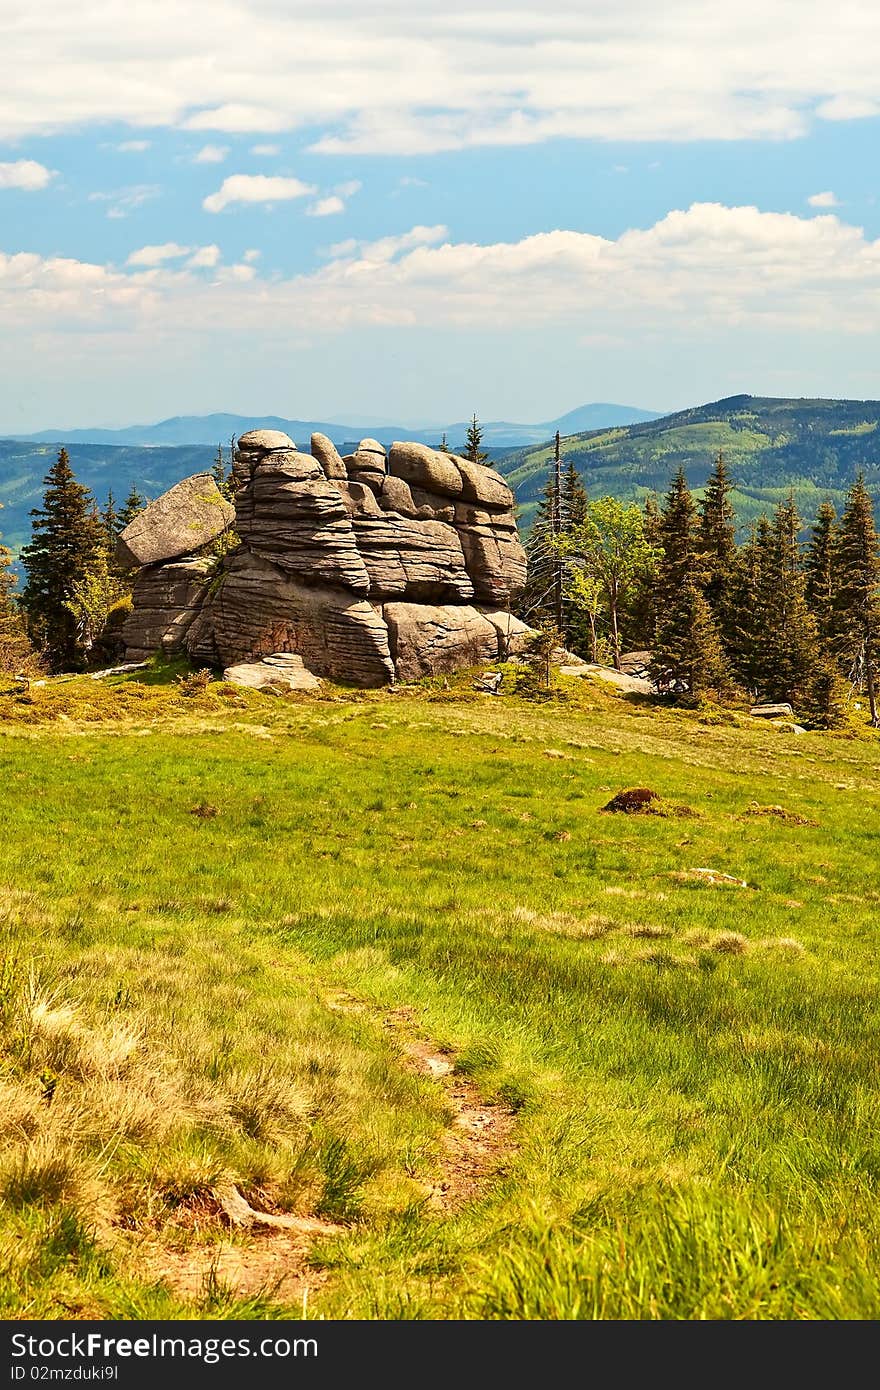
[0, 671, 878, 1318]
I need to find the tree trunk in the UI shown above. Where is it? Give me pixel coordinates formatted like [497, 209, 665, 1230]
[866, 640, 879, 727]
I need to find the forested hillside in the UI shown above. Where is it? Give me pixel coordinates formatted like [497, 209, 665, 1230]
[500, 395, 880, 530]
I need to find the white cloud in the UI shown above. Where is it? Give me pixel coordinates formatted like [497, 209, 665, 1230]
[334, 180, 362, 198]
[127, 242, 190, 267]
[186, 244, 222, 268]
[88, 184, 160, 218]
[808, 191, 840, 208]
[193, 143, 229, 164]
[2, 4, 880, 153]
[0, 160, 55, 191]
[242, 248, 260, 262]
[203, 173, 316, 213]
[5, 206, 880, 349]
[116, 139, 150, 152]
[307, 195, 345, 217]
[250, 143, 280, 157]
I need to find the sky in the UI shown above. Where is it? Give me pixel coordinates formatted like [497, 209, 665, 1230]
[2, 1, 880, 430]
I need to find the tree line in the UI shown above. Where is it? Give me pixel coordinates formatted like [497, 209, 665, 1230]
[523, 449, 880, 728]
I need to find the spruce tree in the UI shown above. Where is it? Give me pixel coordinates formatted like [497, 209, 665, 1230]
[698, 450, 737, 643]
[805, 500, 838, 646]
[560, 459, 588, 529]
[744, 497, 820, 707]
[834, 474, 880, 726]
[728, 519, 768, 695]
[463, 414, 489, 465]
[21, 449, 104, 671]
[117, 485, 147, 532]
[651, 577, 728, 698]
[437, 432, 452, 455]
[650, 469, 701, 681]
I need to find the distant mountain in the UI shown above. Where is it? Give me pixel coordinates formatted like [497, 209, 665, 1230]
[496, 394, 880, 530]
[7, 402, 659, 451]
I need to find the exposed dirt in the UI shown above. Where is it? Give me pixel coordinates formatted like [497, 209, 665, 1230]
[329, 993, 518, 1211]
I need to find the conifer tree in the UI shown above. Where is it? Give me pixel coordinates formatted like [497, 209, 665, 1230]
[102, 491, 119, 547]
[437, 432, 452, 454]
[117, 485, 147, 533]
[698, 450, 737, 643]
[805, 500, 838, 646]
[463, 414, 489, 465]
[656, 468, 699, 598]
[740, 497, 820, 706]
[834, 475, 880, 726]
[21, 449, 104, 671]
[625, 493, 662, 648]
[560, 459, 588, 529]
[728, 519, 768, 695]
[650, 469, 702, 684]
[650, 578, 728, 698]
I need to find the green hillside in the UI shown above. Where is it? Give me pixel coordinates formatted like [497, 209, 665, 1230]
[498, 395, 880, 530]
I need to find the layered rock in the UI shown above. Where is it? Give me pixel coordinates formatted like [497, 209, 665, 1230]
[122, 427, 529, 686]
[121, 557, 214, 661]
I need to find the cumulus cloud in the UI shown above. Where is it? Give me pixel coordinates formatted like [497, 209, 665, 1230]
[4, 206, 880, 346]
[193, 144, 229, 164]
[250, 144, 280, 157]
[242, 248, 260, 262]
[126, 242, 190, 267]
[203, 173, 316, 213]
[307, 196, 345, 217]
[808, 191, 840, 208]
[0, 160, 55, 191]
[116, 139, 150, 152]
[2, 4, 880, 153]
[186, 244, 222, 268]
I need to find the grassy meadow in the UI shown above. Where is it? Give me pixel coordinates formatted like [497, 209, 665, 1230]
[0, 667, 879, 1319]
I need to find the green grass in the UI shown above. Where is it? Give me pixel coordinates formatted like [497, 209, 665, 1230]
[0, 670, 879, 1318]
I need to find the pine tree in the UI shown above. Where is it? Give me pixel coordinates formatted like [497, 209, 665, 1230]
[117, 485, 147, 532]
[437, 432, 452, 455]
[728, 519, 766, 694]
[698, 450, 737, 643]
[657, 468, 699, 598]
[834, 474, 880, 726]
[212, 439, 235, 501]
[521, 475, 561, 629]
[21, 449, 104, 671]
[102, 491, 119, 547]
[463, 414, 489, 465]
[805, 500, 838, 646]
[560, 459, 588, 529]
[651, 578, 728, 698]
[800, 655, 850, 731]
[739, 498, 820, 706]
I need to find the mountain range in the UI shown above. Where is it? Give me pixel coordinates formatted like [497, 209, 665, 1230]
[5, 403, 659, 452]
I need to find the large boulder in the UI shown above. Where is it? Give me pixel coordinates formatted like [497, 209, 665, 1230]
[310, 432, 347, 480]
[454, 456, 515, 509]
[116, 474, 234, 568]
[383, 602, 499, 681]
[189, 549, 394, 686]
[224, 653, 322, 692]
[120, 557, 214, 661]
[388, 441, 464, 498]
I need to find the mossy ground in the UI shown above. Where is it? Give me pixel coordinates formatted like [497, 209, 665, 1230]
[1, 664, 879, 1319]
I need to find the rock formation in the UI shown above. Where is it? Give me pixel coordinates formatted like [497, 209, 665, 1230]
[120, 429, 530, 686]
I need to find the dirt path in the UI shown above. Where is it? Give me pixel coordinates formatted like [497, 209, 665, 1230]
[124, 992, 516, 1310]
[329, 994, 518, 1211]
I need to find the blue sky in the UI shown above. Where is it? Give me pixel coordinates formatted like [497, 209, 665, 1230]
[2, 2, 880, 430]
